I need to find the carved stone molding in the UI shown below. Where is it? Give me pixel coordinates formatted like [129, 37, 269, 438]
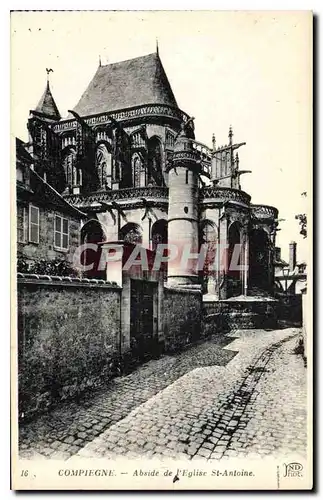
[200, 186, 251, 206]
[251, 204, 278, 220]
[64, 186, 169, 211]
[53, 105, 190, 133]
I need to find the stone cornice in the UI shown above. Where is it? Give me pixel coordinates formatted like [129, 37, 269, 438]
[200, 186, 251, 206]
[64, 186, 169, 212]
[53, 104, 190, 134]
[251, 204, 278, 220]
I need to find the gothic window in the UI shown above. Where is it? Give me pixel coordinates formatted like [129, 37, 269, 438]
[226, 152, 231, 176]
[62, 148, 76, 189]
[132, 154, 146, 188]
[221, 152, 226, 178]
[96, 143, 112, 189]
[166, 130, 175, 149]
[119, 223, 143, 244]
[147, 136, 163, 186]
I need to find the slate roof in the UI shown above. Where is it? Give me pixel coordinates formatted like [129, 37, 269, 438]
[72, 52, 178, 117]
[16, 138, 33, 165]
[34, 82, 61, 120]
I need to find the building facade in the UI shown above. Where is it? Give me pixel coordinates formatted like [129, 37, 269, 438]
[16, 138, 84, 273]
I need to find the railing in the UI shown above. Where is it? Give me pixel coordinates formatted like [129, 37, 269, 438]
[191, 139, 212, 160]
[200, 186, 251, 205]
[191, 140, 212, 177]
[251, 204, 278, 220]
[172, 150, 200, 163]
[53, 104, 190, 133]
[64, 186, 169, 207]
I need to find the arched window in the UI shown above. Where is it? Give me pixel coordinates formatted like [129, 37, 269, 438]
[148, 136, 163, 186]
[151, 219, 168, 251]
[96, 143, 112, 189]
[119, 223, 143, 244]
[151, 219, 168, 279]
[80, 219, 106, 279]
[62, 148, 76, 190]
[132, 154, 146, 188]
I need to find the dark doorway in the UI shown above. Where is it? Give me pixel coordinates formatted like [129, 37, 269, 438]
[249, 229, 270, 291]
[151, 219, 168, 280]
[228, 221, 242, 297]
[130, 279, 158, 361]
[81, 219, 105, 279]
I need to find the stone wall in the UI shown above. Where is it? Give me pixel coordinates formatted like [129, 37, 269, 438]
[17, 275, 121, 420]
[275, 294, 302, 326]
[202, 299, 278, 335]
[163, 286, 202, 352]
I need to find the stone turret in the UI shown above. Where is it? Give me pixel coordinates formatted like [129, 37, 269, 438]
[32, 79, 61, 121]
[167, 120, 201, 288]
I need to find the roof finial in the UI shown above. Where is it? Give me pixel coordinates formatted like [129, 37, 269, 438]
[46, 67, 53, 83]
[156, 38, 159, 56]
[99, 55, 102, 67]
[212, 133, 216, 152]
[229, 125, 233, 145]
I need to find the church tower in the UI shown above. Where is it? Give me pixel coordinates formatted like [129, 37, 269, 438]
[27, 72, 62, 189]
[167, 120, 201, 288]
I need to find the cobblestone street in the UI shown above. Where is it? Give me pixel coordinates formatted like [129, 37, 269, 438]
[19, 327, 307, 462]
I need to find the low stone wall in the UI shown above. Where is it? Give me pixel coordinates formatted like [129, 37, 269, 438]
[275, 294, 302, 326]
[17, 274, 121, 420]
[163, 286, 202, 352]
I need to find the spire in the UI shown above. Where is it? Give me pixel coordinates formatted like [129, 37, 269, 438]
[156, 38, 159, 56]
[99, 55, 102, 67]
[34, 70, 61, 120]
[228, 125, 233, 145]
[235, 152, 239, 169]
[212, 133, 216, 152]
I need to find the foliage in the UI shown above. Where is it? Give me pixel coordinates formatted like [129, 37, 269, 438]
[17, 255, 80, 277]
[295, 213, 307, 239]
[295, 191, 307, 239]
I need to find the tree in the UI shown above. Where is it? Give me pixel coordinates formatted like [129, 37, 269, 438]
[295, 192, 307, 238]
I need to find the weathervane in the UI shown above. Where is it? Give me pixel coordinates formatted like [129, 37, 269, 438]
[46, 68, 53, 82]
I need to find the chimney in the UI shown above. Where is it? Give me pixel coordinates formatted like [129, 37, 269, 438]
[274, 247, 281, 262]
[289, 241, 297, 272]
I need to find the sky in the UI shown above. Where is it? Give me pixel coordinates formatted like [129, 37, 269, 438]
[11, 10, 312, 263]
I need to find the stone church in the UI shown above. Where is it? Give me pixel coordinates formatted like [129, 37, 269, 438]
[23, 49, 279, 300]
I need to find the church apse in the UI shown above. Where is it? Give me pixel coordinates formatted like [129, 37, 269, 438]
[22, 52, 279, 300]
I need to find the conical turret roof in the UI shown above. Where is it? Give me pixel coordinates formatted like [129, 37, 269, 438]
[34, 81, 61, 120]
[72, 52, 178, 117]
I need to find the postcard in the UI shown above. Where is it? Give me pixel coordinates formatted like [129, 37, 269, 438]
[11, 10, 313, 490]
